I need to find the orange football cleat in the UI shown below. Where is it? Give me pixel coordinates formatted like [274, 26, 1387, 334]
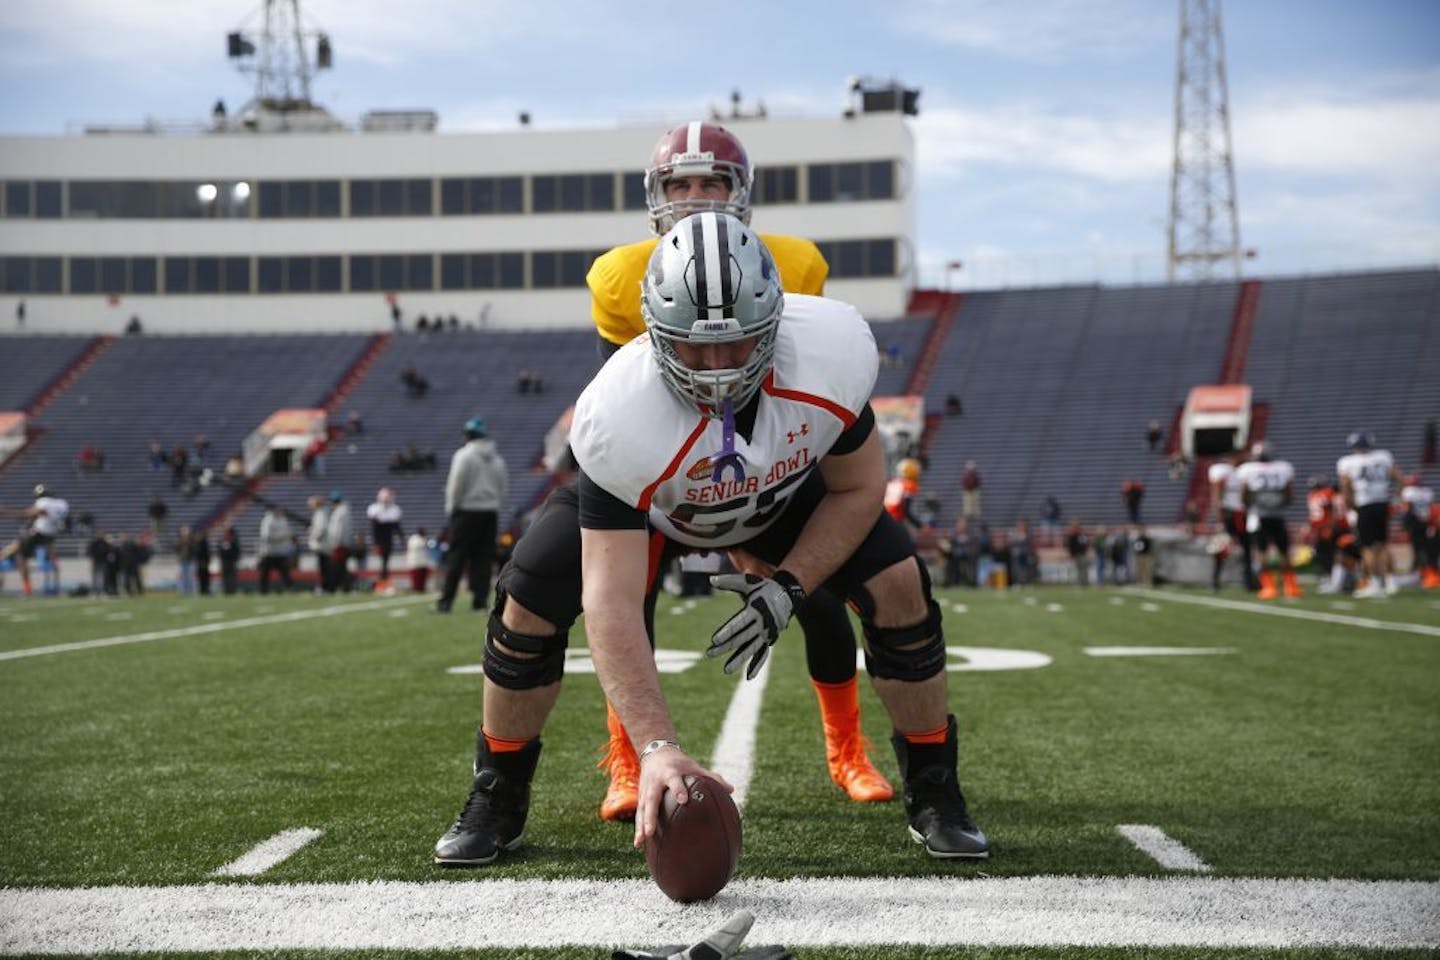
[1421, 567, 1440, 590]
[1282, 571, 1303, 599]
[826, 725, 895, 803]
[598, 703, 639, 822]
[1257, 571, 1278, 600]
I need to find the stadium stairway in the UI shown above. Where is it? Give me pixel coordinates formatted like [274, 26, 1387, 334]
[1181, 279, 1263, 523]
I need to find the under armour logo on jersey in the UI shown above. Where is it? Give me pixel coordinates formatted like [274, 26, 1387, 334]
[786, 423, 809, 444]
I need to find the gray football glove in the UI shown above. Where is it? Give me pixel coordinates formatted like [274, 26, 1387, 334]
[706, 571, 806, 680]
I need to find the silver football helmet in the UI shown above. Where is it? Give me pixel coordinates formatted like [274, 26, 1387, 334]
[641, 212, 783, 417]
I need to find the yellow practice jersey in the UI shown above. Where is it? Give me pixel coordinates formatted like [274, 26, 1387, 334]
[588, 233, 829, 349]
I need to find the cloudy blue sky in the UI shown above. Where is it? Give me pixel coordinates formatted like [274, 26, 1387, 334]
[1, 0, 1436, 288]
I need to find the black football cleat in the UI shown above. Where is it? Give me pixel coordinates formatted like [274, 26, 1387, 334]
[433, 735, 541, 866]
[892, 715, 990, 860]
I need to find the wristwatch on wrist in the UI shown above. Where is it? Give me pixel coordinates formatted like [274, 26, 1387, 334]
[639, 739, 681, 762]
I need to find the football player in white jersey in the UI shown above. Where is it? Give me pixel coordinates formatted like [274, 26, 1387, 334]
[434, 214, 988, 868]
[1337, 432, 1403, 597]
[1208, 445, 1258, 592]
[1399, 473, 1439, 589]
[1235, 443, 1301, 599]
[0, 483, 70, 597]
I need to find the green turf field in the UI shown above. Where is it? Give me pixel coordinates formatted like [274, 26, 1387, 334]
[1, 585, 1437, 957]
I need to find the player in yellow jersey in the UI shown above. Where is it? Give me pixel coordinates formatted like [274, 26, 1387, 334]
[586, 121, 892, 820]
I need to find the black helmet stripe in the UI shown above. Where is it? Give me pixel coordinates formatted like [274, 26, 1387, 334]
[692, 212, 733, 323]
[691, 214, 708, 322]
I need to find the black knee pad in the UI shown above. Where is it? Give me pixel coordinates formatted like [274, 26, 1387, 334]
[862, 600, 946, 681]
[482, 590, 569, 690]
[858, 560, 946, 681]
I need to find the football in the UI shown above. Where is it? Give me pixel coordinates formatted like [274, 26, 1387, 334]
[645, 773, 742, 902]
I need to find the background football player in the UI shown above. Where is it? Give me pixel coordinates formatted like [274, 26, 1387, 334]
[1337, 432, 1404, 597]
[1208, 445, 1258, 592]
[1235, 442, 1301, 599]
[1399, 472, 1439, 589]
[584, 122, 890, 821]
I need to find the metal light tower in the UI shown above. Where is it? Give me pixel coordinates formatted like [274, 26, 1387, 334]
[226, 0, 334, 125]
[1166, 0, 1242, 282]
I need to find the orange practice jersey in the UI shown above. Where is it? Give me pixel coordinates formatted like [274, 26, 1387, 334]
[884, 478, 920, 523]
[587, 233, 829, 348]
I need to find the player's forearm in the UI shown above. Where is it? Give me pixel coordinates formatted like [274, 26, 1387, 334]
[586, 604, 676, 746]
[780, 486, 882, 593]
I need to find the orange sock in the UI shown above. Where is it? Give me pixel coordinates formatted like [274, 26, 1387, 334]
[1258, 570, 1275, 592]
[812, 677, 860, 727]
[483, 729, 531, 754]
[903, 721, 950, 746]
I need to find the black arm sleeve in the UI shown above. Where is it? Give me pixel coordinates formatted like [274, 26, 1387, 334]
[578, 469, 649, 530]
[597, 335, 623, 362]
[828, 402, 875, 456]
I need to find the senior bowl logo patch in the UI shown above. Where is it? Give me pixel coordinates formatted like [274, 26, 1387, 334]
[687, 456, 715, 482]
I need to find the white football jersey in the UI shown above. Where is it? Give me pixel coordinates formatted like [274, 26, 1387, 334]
[32, 496, 69, 536]
[1402, 482, 1434, 517]
[1235, 459, 1294, 518]
[1208, 461, 1246, 512]
[1336, 449, 1395, 507]
[572, 294, 878, 549]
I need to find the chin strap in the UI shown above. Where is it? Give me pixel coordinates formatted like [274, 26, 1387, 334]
[710, 399, 746, 483]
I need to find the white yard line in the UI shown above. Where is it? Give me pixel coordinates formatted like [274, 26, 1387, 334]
[1085, 646, 1235, 657]
[211, 829, 323, 877]
[706, 656, 770, 811]
[0, 595, 432, 662]
[1, 876, 1435, 951]
[1128, 588, 1440, 638]
[1116, 824, 1213, 871]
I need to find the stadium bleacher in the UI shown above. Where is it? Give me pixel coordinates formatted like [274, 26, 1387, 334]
[3, 267, 1436, 577]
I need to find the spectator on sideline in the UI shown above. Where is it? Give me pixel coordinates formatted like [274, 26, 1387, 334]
[175, 525, 198, 595]
[435, 415, 506, 613]
[326, 490, 353, 593]
[218, 526, 241, 595]
[960, 460, 982, 519]
[257, 505, 295, 594]
[406, 526, 432, 594]
[194, 527, 213, 596]
[306, 495, 331, 594]
[1066, 520, 1090, 586]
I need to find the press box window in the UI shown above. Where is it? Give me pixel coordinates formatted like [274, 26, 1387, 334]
[754, 166, 799, 205]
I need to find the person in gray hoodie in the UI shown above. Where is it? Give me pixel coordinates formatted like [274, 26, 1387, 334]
[436, 415, 507, 612]
[325, 489, 353, 593]
[257, 505, 294, 594]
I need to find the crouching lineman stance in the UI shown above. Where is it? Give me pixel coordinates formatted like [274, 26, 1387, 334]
[433, 213, 988, 866]
[585, 121, 889, 817]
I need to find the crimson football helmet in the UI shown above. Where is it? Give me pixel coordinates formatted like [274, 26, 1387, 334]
[644, 121, 754, 235]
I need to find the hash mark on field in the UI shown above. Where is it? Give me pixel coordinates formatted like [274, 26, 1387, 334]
[1130, 588, 1440, 637]
[1140, 602, 1161, 612]
[1045, 603, 1064, 612]
[950, 603, 968, 613]
[104, 612, 132, 621]
[388, 609, 409, 618]
[212, 828, 323, 877]
[1117, 824, 1212, 872]
[0, 595, 431, 662]
[1109, 597, 1125, 605]
[7, 614, 37, 623]
[202, 611, 226, 620]
[1085, 646, 1234, 657]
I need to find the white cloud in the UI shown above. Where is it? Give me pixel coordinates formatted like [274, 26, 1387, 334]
[892, 0, 1169, 62]
[913, 104, 1170, 183]
[1237, 96, 1440, 182]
